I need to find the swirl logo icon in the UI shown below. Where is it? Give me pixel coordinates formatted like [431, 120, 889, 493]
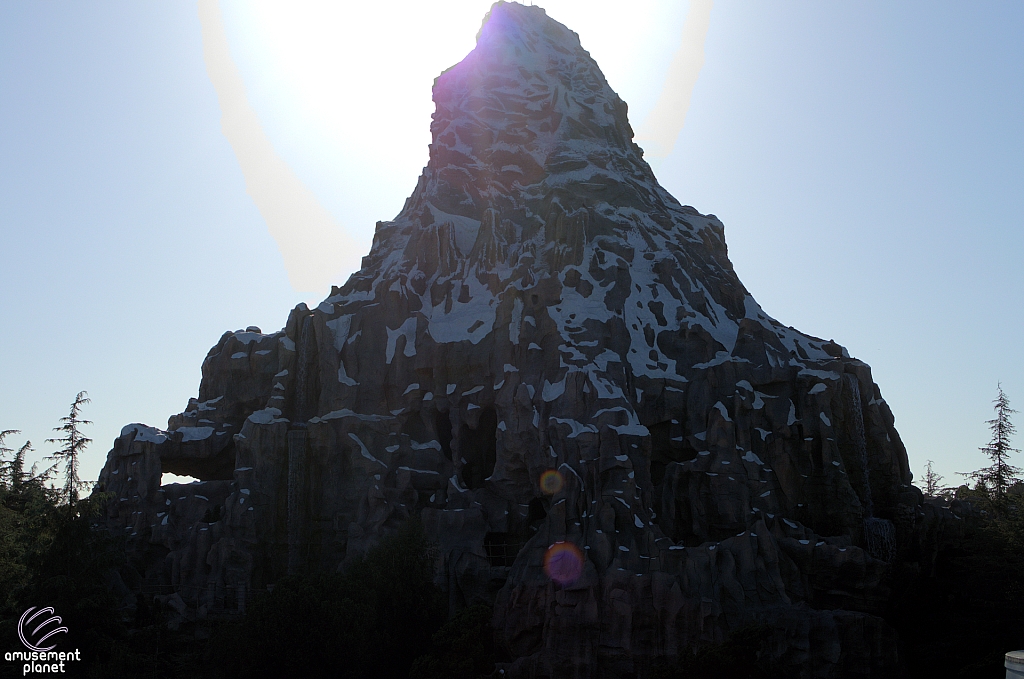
[18, 607, 68, 652]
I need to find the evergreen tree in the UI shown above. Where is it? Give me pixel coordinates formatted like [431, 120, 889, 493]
[965, 385, 1021, 499]
[10, 441, 33, 491]
[923, 459, 945, 498]
[0, 429, 17, 486]
[0, 432, 56, 618]
[0, 431, 47, 492]
[46, 391, 92, 507]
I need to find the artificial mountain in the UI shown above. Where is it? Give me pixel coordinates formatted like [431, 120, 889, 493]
[98, 3, 958, 677]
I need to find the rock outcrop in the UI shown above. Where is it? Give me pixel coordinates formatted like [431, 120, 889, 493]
[97, 3, 955, 676]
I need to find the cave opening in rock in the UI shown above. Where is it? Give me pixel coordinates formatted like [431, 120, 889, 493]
[160, 472, 200, 486]
[460, 407, 497, 490]
[159, 440, 236, 483]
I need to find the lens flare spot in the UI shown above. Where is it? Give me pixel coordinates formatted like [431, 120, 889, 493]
[539, 469, 564, 495]
[544, 542, 584, 585]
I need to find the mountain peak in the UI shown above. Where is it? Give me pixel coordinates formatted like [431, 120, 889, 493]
[97, 6, 924, 676]
[413, 1, 656, 230]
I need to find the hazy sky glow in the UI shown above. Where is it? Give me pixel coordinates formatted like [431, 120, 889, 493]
[1, 1, 1021, 491]
[215, 0, 692, 292]
[198, 0, 360, 293]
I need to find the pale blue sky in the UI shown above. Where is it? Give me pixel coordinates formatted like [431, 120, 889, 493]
[1, 1, 1021, 490]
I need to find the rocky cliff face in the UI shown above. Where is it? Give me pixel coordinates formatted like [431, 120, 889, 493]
[98, 3, 950, 676]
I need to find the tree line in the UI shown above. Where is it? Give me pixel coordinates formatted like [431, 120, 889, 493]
[921, 384, 1023, 503]
[893, 384, 1024, 679]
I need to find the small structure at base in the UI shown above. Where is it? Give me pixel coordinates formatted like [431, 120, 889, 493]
[1007, 651, 1024, 679]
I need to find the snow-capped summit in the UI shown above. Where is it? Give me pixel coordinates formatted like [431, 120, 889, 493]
[424, 0, 657, 221]
[351, 2, 842, 387]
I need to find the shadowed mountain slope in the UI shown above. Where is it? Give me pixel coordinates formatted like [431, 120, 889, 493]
[98, 4, 945, 677]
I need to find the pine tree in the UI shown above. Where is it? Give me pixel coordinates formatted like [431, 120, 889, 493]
[0, 431, 44, 491]
[10, 441, 30, 490]
[923, 460, 945, 497]
[966, 385, 1021, 499]
[46, 391, 92, 506]
[0, 429, 17, 486]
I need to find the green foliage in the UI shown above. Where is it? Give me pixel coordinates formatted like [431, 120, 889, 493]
[0, 434, 61, 618]
[409, 604, 496, 679]
[650, 626, 782, 679]
[0, 496, 31, 614]
[0, 414, 128, 678]
[923, 459, 952, 499]
[962, 384, 1020, 499]
[0, 430, 16, 480]
[998, 491, 1024, 550]
[45, 391, 93, 506]
[893, 388, 1024, 678]
[22, 496, 125, 653]
[888, 503, 1024, 679]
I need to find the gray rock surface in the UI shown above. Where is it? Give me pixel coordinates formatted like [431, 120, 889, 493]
[96, 3, 962, 676]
